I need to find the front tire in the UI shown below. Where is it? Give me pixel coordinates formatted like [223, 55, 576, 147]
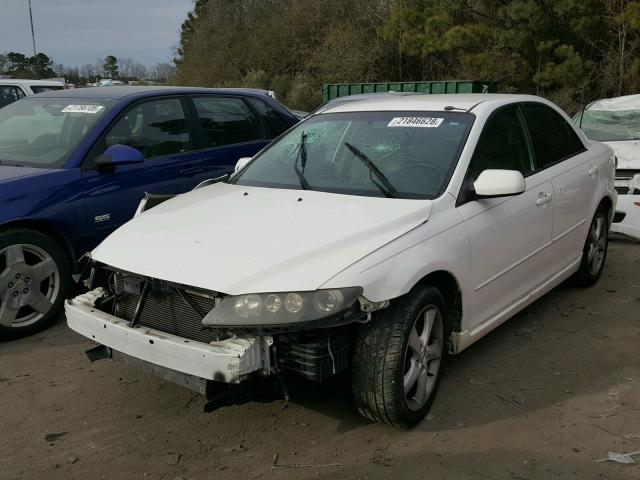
[351, 285, 451, 428]
[573, 206, 609, 286]
[0, 229, 71, 340]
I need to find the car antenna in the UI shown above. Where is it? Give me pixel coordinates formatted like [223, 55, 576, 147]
[444, 105, 466, 112]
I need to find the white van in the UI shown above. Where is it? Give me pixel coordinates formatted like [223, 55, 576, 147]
[0, 79, 65, 108]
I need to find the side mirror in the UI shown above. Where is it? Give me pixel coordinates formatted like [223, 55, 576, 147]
[473, 169, 526, 198]
[95, 144, 144, 167]
[234, 156, 252, 173]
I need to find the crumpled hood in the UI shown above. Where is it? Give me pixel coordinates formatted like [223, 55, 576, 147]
[92, 183, 432, 295]
[603, 140, 640, 169]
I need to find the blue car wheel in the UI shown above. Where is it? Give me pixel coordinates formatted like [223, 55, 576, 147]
[0, 229, 70, 339]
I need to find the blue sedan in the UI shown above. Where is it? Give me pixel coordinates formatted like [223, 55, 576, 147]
[0, 86, 299, 338]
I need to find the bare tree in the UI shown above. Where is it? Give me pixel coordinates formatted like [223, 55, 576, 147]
[130, 62, 148, 79]
[118, 57, 134, 78]
[149, 62, 176, 83]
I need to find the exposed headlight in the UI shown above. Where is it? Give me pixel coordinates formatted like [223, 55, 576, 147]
[203, 287, 363, 327]
[313, 289, 344, 312]
[284, 292, 304, 313]
[264, 294, 282, 313]
[233, 294, 262, 318]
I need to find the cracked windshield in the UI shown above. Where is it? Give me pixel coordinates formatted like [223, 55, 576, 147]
[234, 111, 473, 199]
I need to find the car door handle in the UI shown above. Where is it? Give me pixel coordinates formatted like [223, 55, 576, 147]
[535, 193, 553, 206]
[179, 166, 204, 176]
[588, 165, 598, 177]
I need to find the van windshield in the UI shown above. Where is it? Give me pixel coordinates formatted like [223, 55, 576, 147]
[232, 111, 474, 199]
[0, 97, 114, 168]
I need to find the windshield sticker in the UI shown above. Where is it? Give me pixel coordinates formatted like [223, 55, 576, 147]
[387, 117, 444, 128]
[61, 104, 104, 114]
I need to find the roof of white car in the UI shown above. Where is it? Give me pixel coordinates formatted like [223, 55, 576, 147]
[587, 94, 640, 111]
[0, 79, 64, 86]
[321, 93, 546, 113]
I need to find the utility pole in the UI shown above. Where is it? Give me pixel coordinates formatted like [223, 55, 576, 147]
[28, 0, 36, 56]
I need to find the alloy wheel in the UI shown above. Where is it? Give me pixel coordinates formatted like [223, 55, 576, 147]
[0, 244, 60, 328]
[587, 213, 607, 277]
[403, 305, 444, 411]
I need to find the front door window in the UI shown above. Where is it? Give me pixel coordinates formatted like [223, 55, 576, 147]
[104, 98, 191, 159]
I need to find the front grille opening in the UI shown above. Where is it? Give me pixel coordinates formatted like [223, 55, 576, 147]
[112, 274, 221, 344]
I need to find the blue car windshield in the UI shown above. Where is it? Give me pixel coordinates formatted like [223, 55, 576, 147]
[232, 111, 474, 199]
[0, 97, 114, 168]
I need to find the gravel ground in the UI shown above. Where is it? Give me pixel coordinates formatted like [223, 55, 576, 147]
[1, 238, 639, 480]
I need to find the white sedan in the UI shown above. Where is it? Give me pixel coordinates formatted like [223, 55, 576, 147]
[66, 93, 616, 428]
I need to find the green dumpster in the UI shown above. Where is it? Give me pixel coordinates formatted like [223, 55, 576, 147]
[322, 80, 497, 104]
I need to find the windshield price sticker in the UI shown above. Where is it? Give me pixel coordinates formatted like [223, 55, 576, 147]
[387, 117, 444, 128]
[61, 104, 104, 114]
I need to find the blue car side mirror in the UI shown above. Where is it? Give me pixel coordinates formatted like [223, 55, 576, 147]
[96, 144, 144, 167]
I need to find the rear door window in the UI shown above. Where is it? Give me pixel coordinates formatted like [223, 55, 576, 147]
[193, 96, 260, 147]
[246, 97, 290, 137]
[104, 98, 191, 159]
[522, 104, 585, 168]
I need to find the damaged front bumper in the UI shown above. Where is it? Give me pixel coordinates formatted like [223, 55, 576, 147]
[65, 291, 272, 386]
[611, 194, 640, 240]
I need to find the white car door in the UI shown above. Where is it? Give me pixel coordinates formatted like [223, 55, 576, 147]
[457, 105, 555, 335]
[521, 103, 596, 268]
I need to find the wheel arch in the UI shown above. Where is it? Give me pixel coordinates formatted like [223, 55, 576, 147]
[598, 195, 614, 223]
[0, 219, 76, 269]
[413, 270, 463, 334]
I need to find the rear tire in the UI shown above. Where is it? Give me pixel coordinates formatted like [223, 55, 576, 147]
[0, 229, 71, 340]
[573, 206, 609, 287]
[351, 285, 451, 428]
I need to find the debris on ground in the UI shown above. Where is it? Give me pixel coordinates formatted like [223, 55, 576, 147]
[165, 452, 182, 465]
[254, 453, 343, 478]
[596, 451, 640, 464]
[44, 432, 68, 442]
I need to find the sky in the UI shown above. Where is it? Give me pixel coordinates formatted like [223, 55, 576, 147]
[0, 0, 193, 67]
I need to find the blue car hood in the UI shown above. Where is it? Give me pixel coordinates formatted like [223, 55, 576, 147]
[0, 165, 57, 183]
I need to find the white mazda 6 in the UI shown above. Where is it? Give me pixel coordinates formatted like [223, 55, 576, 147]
[67, 93, 616, 427]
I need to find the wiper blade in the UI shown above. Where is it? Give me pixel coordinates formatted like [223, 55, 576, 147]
[344, 142, 397, 198]
[294, 131, 311, 190]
